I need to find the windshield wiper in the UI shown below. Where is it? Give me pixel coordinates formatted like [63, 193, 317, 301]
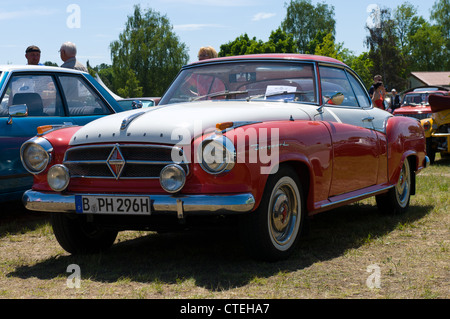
[190, 90, 248, 101]
[266, 90, 308, 97]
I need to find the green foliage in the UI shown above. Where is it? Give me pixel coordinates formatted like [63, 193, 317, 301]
[43, 61, 58, 67]
[430, 0, 450, 69]
[365, 7, 408, 90]
[344, 52, 374, 89]
[281, 0, 335, 53]
[264, 28, 298, 53]
[219, 28, 297, 57]
[219, 34, 264, 56]
[409, 23, 447, 71]
[109, 5, 189, 97]
[116, 69, 143, 98]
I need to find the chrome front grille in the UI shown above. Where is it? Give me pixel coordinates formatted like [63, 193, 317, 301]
[63, 144, 189, 179]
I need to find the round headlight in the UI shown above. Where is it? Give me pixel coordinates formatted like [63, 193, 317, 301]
[198, 135, 235, 174]
[47, 164, 70, 191]
[20, 138, 53, 174]
[160, 164, 186, 193]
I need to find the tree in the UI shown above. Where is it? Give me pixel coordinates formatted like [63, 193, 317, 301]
[313, 32, 352, 62]
[365, 7, 407, 90]
[431, 0, 450, 39]
[430, 0, 450, 69]
[262, 28, 298, 53]
[110, 5, 189, 97]
[219, 34, 264, 56]
[409, 23, 447, 71]
[393, 3, 426, 56]
[281, 0, 335, 53]
[219, 29, 297, 57]
[43, 61, 58, 67]
[345, 52, 374, 89]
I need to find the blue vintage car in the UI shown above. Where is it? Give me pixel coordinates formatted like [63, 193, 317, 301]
[0, 65, 123, 202]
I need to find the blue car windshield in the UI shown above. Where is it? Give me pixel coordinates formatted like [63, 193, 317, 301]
[159, 62, 317, 105]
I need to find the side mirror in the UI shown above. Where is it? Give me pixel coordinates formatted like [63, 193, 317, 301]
[317, 92, 344, 113]
[329, 92, 344, 105]
[7, 104, 28, 124]
[131, 100, 143, 109]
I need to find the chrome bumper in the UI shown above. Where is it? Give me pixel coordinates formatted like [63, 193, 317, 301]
[22, 190, 256, 217]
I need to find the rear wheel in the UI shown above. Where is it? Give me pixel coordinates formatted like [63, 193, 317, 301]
[376, 159, 412, 214]
[240, 167, 304, 261]
[426, 138, 436, 164]
[51, 214, 118, 254]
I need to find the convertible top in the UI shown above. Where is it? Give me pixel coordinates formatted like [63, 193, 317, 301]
[429, 94, 450, 112]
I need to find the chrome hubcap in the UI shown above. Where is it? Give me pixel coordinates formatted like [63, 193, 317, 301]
[396, 161, 411, 207]
[269, 179, 300, 250]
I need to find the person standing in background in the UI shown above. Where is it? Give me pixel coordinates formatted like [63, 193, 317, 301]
[390, 89, 400, 112]
[59, 42, 88, 72]
[368, 74, 382, 98]
[197, 46, 218, 61]
[25, 45, 43, 65]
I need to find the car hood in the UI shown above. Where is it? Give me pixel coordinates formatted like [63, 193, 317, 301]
[69, 101, 314, 146]
[394, 105, 431, 115]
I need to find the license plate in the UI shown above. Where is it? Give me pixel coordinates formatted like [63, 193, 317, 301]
[75, 195, 151, 215]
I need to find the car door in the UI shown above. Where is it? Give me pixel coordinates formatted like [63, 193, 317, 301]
[317, 65, 382, 197]
[0, 72, 115, 201]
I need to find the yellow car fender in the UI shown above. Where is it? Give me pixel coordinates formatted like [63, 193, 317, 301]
[420, 118, 434, 138]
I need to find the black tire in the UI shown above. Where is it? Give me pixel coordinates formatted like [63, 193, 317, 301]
[51, 213, 118, 254]
[376, 159, 412, 215]
[239, 167, 305, 261]
[426, 138, 436, 164]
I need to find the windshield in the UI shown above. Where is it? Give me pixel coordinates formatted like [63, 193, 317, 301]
[159, 61, 317, 105]
[402, 92, 445, 106]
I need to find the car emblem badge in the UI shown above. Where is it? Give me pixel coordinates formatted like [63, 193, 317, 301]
[107, 144, 125, 179]
[120, 112, 146, 131]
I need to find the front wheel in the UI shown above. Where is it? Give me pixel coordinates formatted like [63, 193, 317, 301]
[376, 159, 412, 215]
[239, 167, 305, 261]
[51, 214, 118, 254]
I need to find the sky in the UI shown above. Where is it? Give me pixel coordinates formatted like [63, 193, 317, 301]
[0, 0, 437, 67]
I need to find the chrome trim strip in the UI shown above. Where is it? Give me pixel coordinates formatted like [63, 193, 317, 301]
[318, 185, 394, 210]
[431, 133, 450, 137]
[23, 190, 255, 214]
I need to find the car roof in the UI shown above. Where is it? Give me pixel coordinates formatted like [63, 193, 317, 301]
[187, 53, 348, 67]
[401, 86, 449, 95]
[0, 64, 87, 74]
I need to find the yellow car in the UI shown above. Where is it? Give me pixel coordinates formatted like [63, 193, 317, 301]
[421, 94, 450, 163]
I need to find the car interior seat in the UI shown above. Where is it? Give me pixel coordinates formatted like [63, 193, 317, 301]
[13, 93, 45, 116]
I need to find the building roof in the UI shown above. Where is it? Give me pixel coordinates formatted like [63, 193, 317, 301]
[410, 71, 450, 87]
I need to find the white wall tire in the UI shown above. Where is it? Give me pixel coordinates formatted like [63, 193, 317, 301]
[240, 166, 304, 261]
[376, 159, 412, 214]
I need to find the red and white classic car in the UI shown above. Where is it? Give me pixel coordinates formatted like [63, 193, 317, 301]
[21, 54, 429, 261]
[393, 86, 449, 120]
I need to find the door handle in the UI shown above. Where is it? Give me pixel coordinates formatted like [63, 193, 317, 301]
[362, 116, 374, 122]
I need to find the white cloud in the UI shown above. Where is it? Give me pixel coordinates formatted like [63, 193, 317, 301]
[0, 8, 59, 20]
[174, 24, 225, 31]
[252, 12, 276, 21]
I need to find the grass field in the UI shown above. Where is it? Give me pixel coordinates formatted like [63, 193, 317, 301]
[0, 154, 448, 300]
